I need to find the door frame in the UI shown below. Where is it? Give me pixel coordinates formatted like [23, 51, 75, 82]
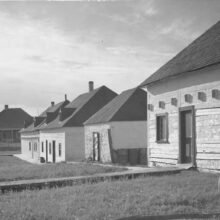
[178, 105, 196, 165]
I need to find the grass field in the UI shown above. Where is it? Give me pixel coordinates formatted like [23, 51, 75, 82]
[0, 171, 219, 220]
[0, 156, 125, 182]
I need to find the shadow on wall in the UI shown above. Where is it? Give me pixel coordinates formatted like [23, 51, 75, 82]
[111, 148, 147, 166]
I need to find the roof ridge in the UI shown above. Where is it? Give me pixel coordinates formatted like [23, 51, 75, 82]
[62, 86, 103, 127]
[140, 20, 220, 86]
[84, 88, 138, 125]
[108, 88, 138, 122]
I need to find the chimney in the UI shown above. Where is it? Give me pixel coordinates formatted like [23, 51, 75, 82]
[89, 81, 94, 92]
[5, 105, 8, 110]
[65, 94, 67, 101]
[51, 101, 55, 106]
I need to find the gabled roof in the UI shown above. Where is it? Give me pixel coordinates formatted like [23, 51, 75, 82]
[140, 20, 220, 86]
[21, 100, 69, 133]
[40, 101, 67, 117]
[84, 88, 147, 125]
[41, 86, 117, 129]
[0, 108, 32, 130]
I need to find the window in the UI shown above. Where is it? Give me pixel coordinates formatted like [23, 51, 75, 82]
[49, 143, 51, 154]
[156, 113, 168, 143]
[59, 143, 62, 157]
[41, 142, 44, 152]
[29, 142, 31, 151]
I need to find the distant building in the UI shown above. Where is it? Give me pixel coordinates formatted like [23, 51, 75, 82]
[140, 21, 220, 171]
[20, 97, 70, 162]
[84, 88, 147, 165]
[0, 105, 32, 150]
[20, 82, 117, 163]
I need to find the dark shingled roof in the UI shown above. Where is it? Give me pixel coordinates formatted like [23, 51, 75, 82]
[0, 108, 32, 129]
[41, 86, 117, 129]
[21, 100, 69, 133]
[140, 20, 220, 86]
[84, 88, 147, 125]
[40, 101, 68, 117]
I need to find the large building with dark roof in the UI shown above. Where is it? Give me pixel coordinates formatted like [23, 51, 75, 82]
[0, 105, 32, 150]
[140, 20, 220, 171]
[20, 82, 117, 163]
[84, 88, 147, 165]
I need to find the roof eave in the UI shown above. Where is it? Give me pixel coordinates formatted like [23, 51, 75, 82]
[140, 61, 220, 88]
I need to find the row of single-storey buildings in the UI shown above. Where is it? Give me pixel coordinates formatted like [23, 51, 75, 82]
[21, 82, 147, 165]
[20, 20, 220, 171]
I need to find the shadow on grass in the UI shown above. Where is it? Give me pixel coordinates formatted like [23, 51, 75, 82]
[117, 213, 220, 220]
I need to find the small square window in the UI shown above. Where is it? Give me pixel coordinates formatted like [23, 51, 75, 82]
[159, 101, 165, 109]
[212, 89, 220, 99]
[59, 143, 62, 157]
[171, 98, 177, 106]
[156, 113, 168, 143]
[184, 94, 193, 103]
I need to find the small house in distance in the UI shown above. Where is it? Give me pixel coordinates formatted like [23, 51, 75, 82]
[20, 98, 70, 162]
[0, 105, 33, 150]
[84, 88, 147, 165]
[140, 20, 220, 172]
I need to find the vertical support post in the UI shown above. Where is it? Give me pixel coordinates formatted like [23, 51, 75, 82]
[108, 129, 114, 163]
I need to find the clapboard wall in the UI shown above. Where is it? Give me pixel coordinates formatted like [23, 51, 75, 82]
[146, 63, 220, 171]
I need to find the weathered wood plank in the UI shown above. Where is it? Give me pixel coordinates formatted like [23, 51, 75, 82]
[150, 148, 178, 154]
[197, 139, 220, 144]
[149, 157, 177, 164]
[196, 108, 220, 116]
[197, 144, 220, 153]
[150, 153, 178, 159]
[196, 153, 220, 160]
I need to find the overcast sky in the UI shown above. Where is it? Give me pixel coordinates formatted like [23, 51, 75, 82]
[0, 0, 220, 115]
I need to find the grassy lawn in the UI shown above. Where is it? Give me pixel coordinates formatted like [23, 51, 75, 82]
[0, 171, 219, 220]
[0, 156, 125, 182]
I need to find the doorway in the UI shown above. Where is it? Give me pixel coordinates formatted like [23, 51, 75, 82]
[179, 106, 195, 164]
[46, 140, 48, 162]
[52, 140, 56, 163]
[93, 132, 100, 161]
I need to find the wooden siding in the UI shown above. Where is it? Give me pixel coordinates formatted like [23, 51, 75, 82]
[196, 108, 220, 170]
[147, 66, 220, 170]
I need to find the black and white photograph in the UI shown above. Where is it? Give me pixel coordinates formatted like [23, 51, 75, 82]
[0, 0, 220, 219]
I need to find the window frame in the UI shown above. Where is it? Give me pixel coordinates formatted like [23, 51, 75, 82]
[156, 113, 169, 143]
